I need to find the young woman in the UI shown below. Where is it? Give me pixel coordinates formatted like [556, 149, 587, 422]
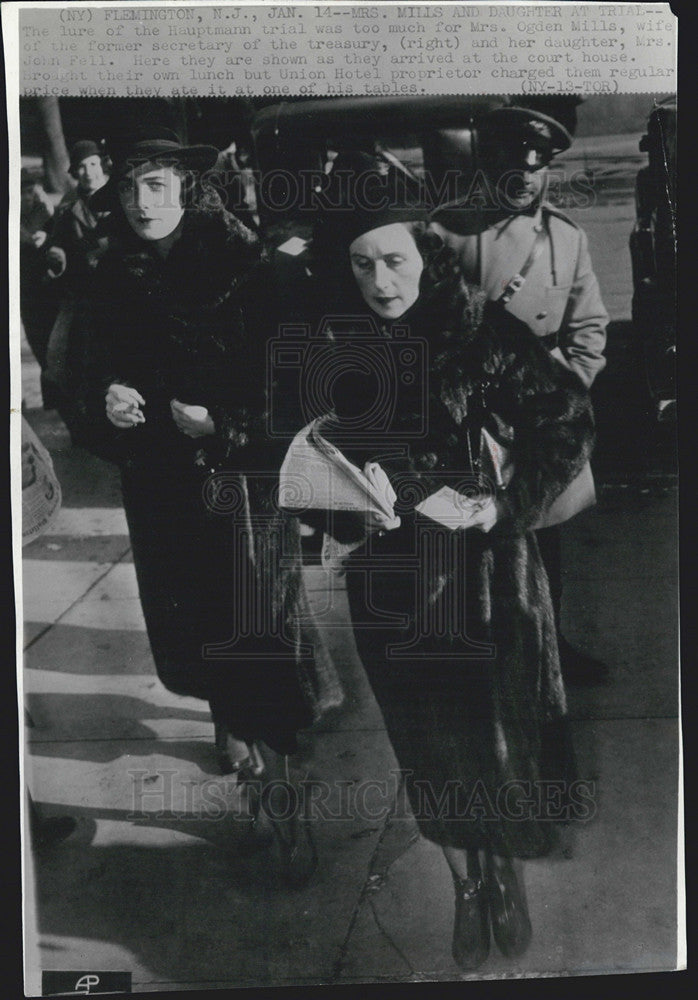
[77, 126, 335, 883]
[305, 162, 595, 968]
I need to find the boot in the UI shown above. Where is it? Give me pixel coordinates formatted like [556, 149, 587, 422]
[451, 873, 490, 971]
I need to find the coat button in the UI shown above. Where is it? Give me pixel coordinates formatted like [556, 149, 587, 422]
[536, 311, 548, 319]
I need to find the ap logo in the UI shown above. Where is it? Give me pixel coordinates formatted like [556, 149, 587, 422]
[75, 975, 100, 993]
[42, 970, 131, 994]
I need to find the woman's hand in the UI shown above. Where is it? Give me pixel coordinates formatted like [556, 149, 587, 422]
[170, 399, 216, 438]
[105, 384, 145, 428]
[363, 462, 400, 532]
[457, 495, 502, 533]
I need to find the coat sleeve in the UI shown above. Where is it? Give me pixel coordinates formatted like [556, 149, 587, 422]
[45, 205, 70, 250]
[490, 312, 596, 534]
[554, 226, 608, 389]
[205, 258, 287, 471]
[45, 206, 88, 283]
[72, 262, 131, 460]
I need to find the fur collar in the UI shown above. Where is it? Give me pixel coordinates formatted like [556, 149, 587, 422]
[105, 207, 262, 317]
[401, 274, 509, 427]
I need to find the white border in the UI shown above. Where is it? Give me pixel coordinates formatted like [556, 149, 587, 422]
[4, 1, 683, 991]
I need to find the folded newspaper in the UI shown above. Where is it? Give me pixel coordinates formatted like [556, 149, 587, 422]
[22, 416, 62, 545]
[278, 421, 500, 569]
[278, 420, 401, 571]
[278, 419, 594, 558]
[278, 419, 400, 525]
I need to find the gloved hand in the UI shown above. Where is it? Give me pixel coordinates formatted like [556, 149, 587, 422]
[364, 462, 401, 531]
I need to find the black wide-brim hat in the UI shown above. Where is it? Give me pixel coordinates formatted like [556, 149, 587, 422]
[90, 126, 219, 212]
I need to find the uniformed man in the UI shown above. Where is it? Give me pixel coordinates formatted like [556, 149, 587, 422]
[430, 104, 609, 685]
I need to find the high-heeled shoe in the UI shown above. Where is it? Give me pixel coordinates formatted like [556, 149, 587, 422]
[236, 774, 275, 856]
[260, 753, 318, 888]
[485, 855, 532, 958]
[451, 874, 490, 971]
[214, 723, 265, 779]
[213, 731, 273, 855]
[271, 810, 318, 889]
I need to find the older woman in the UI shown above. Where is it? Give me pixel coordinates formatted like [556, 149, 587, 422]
[305, 162, 595, 969]
[76, 126, 332, 881]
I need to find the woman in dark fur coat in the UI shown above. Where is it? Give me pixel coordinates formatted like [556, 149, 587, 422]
[76, 127, 340, 882]
[306, 164, 595, 968]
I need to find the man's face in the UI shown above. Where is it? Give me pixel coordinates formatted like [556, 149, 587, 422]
[482, 137, 551, 212]
[76, 155, 106, 196]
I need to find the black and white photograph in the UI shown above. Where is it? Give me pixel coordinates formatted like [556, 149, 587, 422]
[8, 1, 680, 994]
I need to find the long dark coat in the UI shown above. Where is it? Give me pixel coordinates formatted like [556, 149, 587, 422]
[77, 206, 341, 753]
[318, 270, 595, 858]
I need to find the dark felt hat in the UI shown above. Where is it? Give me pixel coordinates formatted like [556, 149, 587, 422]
[90, 126, 219, 212]
[69, 140, 103, 176]
[313, 150, 428, 253]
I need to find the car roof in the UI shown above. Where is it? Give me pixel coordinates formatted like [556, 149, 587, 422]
[251, 96, 500, 168]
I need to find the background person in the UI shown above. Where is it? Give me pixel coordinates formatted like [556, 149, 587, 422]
[44, 139, 110, 284]
[20, 167, 56, 400]
[43, 140, 111, 433]
[430, 104, 609, 685]
[210, 138, 258, 232]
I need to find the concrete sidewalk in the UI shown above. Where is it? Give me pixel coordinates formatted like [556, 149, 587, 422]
[21, 362, 680, 990]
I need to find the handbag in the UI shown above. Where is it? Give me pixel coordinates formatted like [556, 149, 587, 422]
[480, 420, 596, 530]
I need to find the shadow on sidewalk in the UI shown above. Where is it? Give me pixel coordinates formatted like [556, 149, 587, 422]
[29, 818, 337, 986]
[26, 691, 214, 767]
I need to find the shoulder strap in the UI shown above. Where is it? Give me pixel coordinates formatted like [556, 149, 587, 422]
[496, 223, 548, 305]
[542, 202, 580, 230]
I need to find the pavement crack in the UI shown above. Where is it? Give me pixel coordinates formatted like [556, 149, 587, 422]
[23, 546, 133, 652]
[330, 772, 416, 982]
[368, 894, 415, 976]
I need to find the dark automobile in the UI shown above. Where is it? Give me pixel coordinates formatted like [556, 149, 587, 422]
[249, 95, 500, 238]
[248, 95, 504, 347]
[629, 95, 677, 418]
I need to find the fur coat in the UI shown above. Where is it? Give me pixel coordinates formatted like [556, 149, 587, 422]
[76, 206, 342, 742]
[76, 206, 271, 468]
[316, 266, 596, 857]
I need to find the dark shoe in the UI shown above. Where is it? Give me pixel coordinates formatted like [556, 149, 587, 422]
[272, 812, 318, 889]
[559, 637, 610, 687]
[214, 724, 265, 778]
[236, 779, 276, 857]
[262, 759, 318, 889]
[451, 875, 490, 971]
[486, 856, 532, 958]
[251, 746, 318, 888]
